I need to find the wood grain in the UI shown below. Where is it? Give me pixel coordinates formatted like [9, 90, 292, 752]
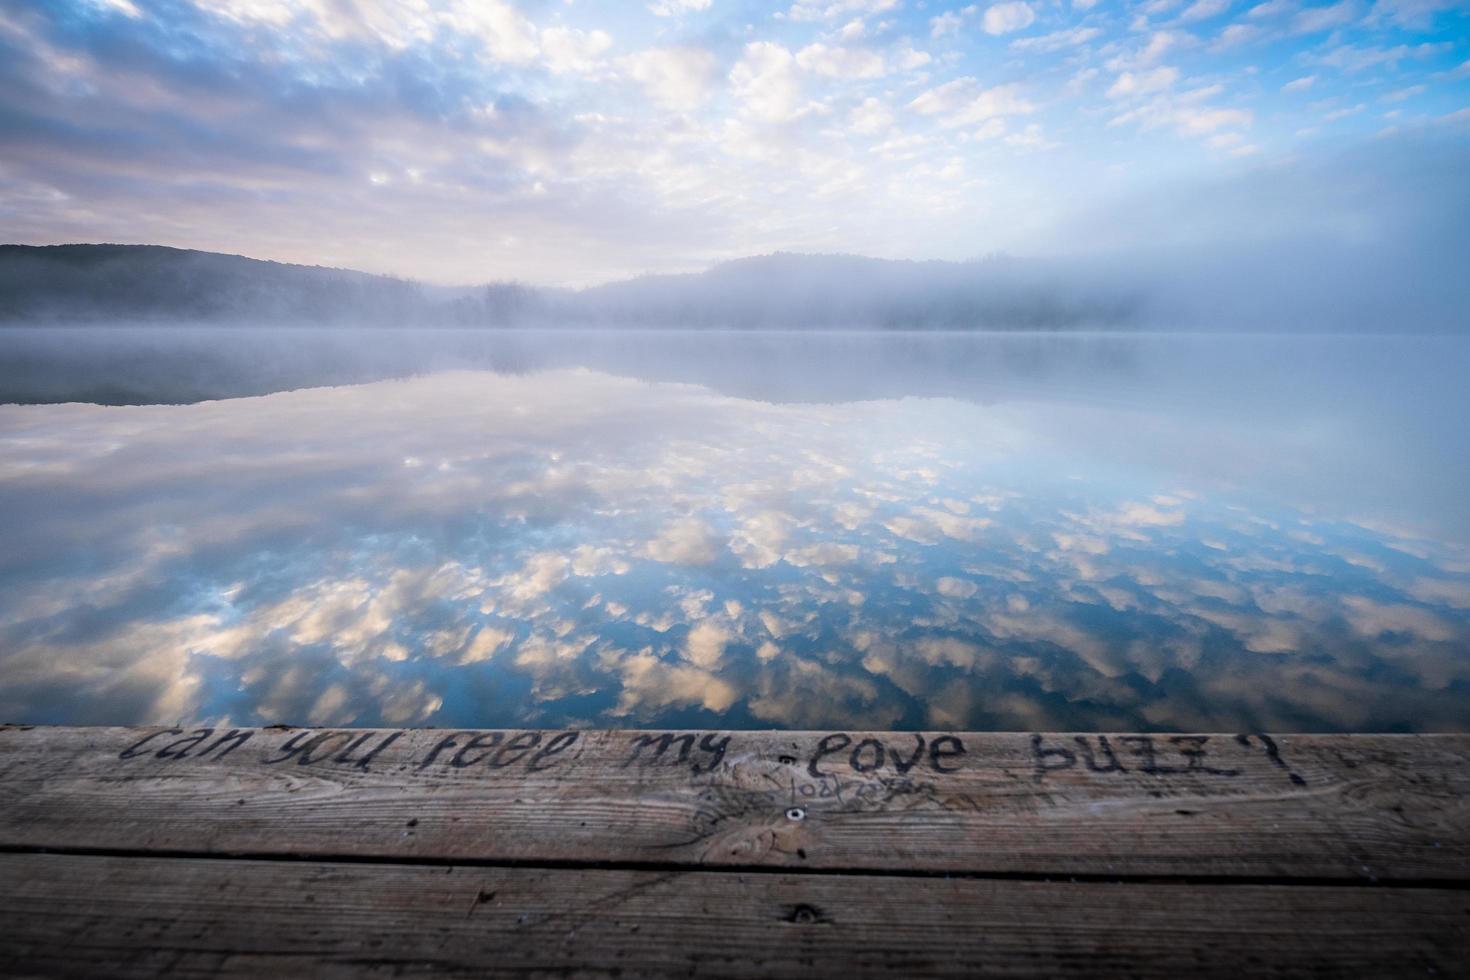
[2, 853, 1465, 979]
[2, 726, 1467, 880]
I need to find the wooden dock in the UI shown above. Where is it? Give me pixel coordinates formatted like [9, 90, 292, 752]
[1, 726, 1467, 977]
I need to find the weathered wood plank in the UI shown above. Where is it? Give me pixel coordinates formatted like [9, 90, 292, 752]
[2, 853, 1465, 979]
[3, 726, 1467, 880]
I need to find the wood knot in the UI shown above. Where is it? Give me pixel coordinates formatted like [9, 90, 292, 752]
[786, 903, 824, 925]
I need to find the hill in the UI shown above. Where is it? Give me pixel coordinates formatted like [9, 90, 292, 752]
[0, 244, 430, 325]
[0, 244, 1145, 329]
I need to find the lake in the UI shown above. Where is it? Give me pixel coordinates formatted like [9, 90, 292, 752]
[1, 329, 1468, 731]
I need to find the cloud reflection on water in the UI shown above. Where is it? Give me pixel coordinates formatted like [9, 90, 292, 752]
[1, 368, 1468, 732]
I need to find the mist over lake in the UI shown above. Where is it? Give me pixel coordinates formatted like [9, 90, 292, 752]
[2, 329, 1467, 731]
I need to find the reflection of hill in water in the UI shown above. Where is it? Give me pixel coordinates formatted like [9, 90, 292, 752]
[1, 367, 1468, 733]
[2, 327, 1155, 406]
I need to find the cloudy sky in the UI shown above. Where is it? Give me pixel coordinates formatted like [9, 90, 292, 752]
[1, 0, 1467, 284]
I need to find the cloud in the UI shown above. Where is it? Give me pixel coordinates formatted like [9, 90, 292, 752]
[787, 0, 898, 21]
[849, 96, 894, 134]
[684, 621, 730, 667]
[540, 27, 614, 75]
[1341, 596, 1457, 642]
[1247, 0, 1295, 16]
[443, 1, 543, 64]
[1011, 26, 1104, 53]
[646, 517, 726, 564]
[908, 78, 1034, 126]
[1213, 22, 1263, 47]
[1108, 76, 1253, 143]
[649, 0, 712, 15]
[1367, 0, 1464, 28]
[621, 46, 718, 110]
[613, 650, 739, 715]
[1180, 0, 1233, 20]
[982, 2, 1036, 34]
[1107, 67, 1181, 98]
[1316, 42, 1451, 72]
[895, 43, 933, 70]
[730, 41, 804, 122]
[1292, 0, 1362, 32]
[930, 10, 965, 37]
[935, 576, 979, 598]
[795, 43, 887, 79]
[1004, 122, 1055, 148]
[460, 625, 514, 664]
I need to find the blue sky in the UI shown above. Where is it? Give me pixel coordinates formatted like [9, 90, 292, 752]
[1, 0, 1467, 283]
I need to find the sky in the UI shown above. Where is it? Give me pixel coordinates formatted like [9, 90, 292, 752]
[0, 0, 1467, 285]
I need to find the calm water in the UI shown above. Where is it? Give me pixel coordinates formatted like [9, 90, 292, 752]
[2, 330, 1468, 731]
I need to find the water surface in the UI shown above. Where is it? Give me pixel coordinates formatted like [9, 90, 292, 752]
[1, 330, 1467, 730]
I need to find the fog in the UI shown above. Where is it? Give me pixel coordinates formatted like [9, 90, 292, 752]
[6, 132, 1467, 333]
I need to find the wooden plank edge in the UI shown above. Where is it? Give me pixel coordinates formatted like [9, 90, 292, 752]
[2, 852, 1467, 979]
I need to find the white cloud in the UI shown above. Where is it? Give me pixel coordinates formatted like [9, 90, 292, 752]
[649, 0, 712, 15]
[1140, 30, 1188, 64]
[1317, 41, 1451, 71]
[1381, 83, 1426, 102]
[1109, 80, 1253, 141]
[1213, 22, 1263, 46]
[1175, 105, 1254, 133]
[936, 576, 979, 598]
[1292, 0, 1362, 32]
[684, 621, 730, 668]
[896, 43, 933, 70]
[795, 43, 888, 79]
[972, 117, 1008, 140]
[460, 625, 514, 664]
[497, 553, 570, 605]
[1322, 102, 1365, 120]
[540, 27, 613, 75]
[92, 0, 142, 15]
[1368, 0, 1463, 28]
[209, 0, 548, 61]
[983, 1, 1036, 34]
[614, 651, 738, 715]
[908, 78, 1034, 126]
[1282, 74, 1318, 91]
[850, 96, 895, 134]
[1011, 26, 1103, 52]
[930, 10, 965, 37]
[1004, 122, 1055, 148]
[1107, 66, 1181, 98]
[787, 0, 899, 21]
[730, 41, 804, 122]
[621, 46, 718, 111]
[444, 1, 541, 65]
[646, 517, 725, 564]
[1181, 0, 1233, 19]
[1341, 596, 1456, 642]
